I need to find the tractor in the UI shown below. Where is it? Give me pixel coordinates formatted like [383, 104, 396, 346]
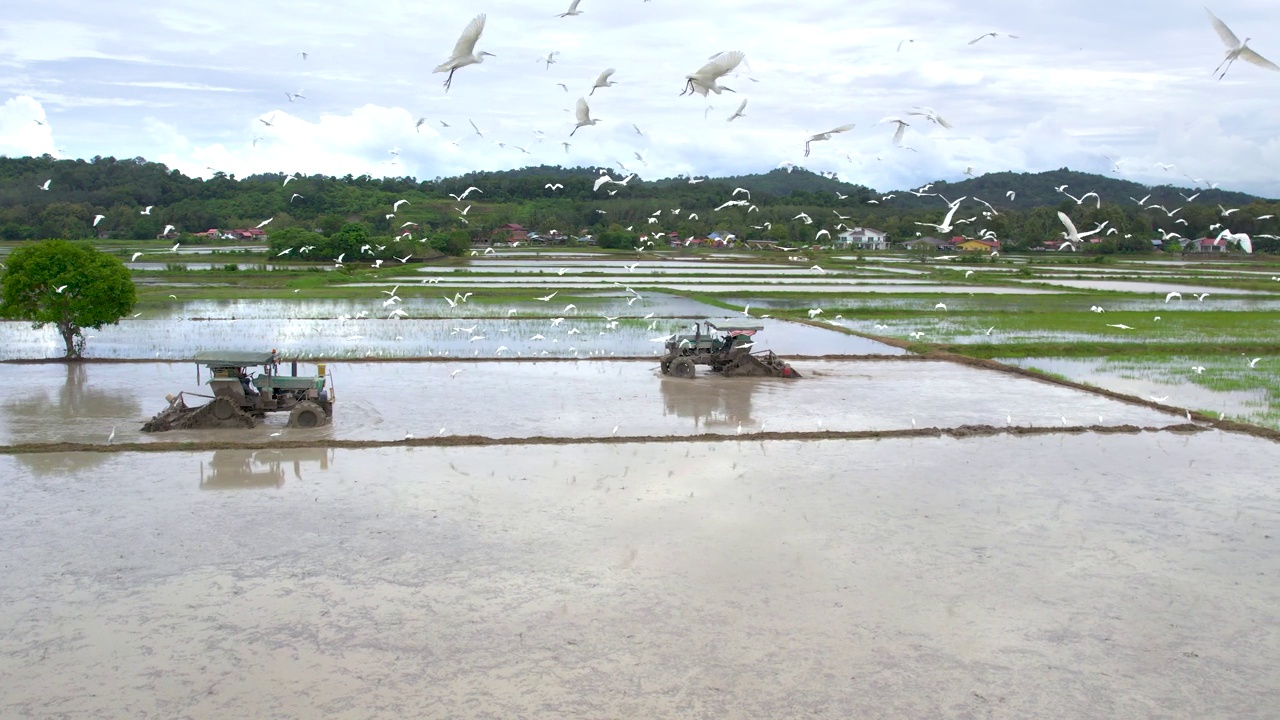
[659, 321, 800, 379]
[143, 350, 334, 432]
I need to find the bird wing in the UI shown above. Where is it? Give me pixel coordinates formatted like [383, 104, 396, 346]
[941, 201, 962, 229]
[1205, 8, 1241, 50]
[575, 97, 591, 124]
[1240, 47, 1280, 71]
[967, 34, 988, 45]
[892, 123, 906, 145]
[826, 123, 855, 135]
[935, 114, 952, 129]
[568, 0, 582, 10]
[694, 51, 744, 80]
[451, 14, 487, 58]
[596, 68, 616, 84]
[1057, 211, 1080, 242]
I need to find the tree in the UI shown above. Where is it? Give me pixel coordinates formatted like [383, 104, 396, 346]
[0, 240, 137, 358]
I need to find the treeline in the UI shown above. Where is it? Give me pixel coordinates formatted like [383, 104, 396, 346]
[1, 155, 1277, 255]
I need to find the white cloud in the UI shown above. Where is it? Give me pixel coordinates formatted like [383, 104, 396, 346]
[2, 0, 1278, 196]
[0, 95, 56, 156]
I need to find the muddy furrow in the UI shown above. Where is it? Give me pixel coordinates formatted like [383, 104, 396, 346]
[0, 423, 1245, 456]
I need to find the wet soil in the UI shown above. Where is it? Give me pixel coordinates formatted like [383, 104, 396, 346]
[2, 435, 1278, 717]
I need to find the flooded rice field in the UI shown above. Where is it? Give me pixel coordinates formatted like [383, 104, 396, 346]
[1015, 279, 1262, 295]
[0, 358, 1179, 448]
[2, 434, 1278, 717]
[0, 309, 894, 361]
[1003, 356, 1278, 426]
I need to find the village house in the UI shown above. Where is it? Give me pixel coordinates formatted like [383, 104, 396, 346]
[899, 236, 954, 252]
[493, 223, 530, 244]
[835, 227, 888, 250]
[955, 238, 1000, 253]
[1192, 237, 1228, 253]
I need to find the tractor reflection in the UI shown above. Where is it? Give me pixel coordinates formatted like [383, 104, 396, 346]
[659, 376, 760, 430]
[199, 448, 333, 490]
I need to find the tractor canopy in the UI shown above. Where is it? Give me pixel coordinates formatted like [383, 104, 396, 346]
[706, 323, 762, 336]
[194, 350, 279, 369]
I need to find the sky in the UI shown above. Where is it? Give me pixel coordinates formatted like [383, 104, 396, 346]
[0, 0, 1277, 197]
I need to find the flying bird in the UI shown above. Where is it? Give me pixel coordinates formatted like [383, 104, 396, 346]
[908, 106, 951, 128]
[558, 0, 584, 17]
[140, 206, 153, 215]
[727, 99, 748, 122]
[570, 97, 599, 136]
[803, 124, 854, 157]
[590, 68, 617, 95]
[879, 117, 909, 145]
[434, 14, 494, 91]
[1205, 8, 1278, 80]
[38, 179, 51, 191]
[682, 51, 744, 96]
[92, 214, 105, 227]
[968, 32, 1020, 45]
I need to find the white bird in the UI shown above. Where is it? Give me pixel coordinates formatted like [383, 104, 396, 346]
[130, 252, 143, 262]
[879, 117, 909, 145]
[908, 106, 952, 128]
[1107, 324, 1134, 330]
[1165, 291, 1182, 303]
[434, 14, 494, 91]
[163, 225, 176, 236]
[392, 199, 409, 211]
[38, 179, 51, 191]
[92, 214, 105, 227]
[140, 206, 153, 215]
[916, 197, 966, 233]
[1248, 357, 1262, 368]
[1206, 8, 1279, 80]
[934, 303, 947, 311]
[54, 284, 68, 293]
[968, 31, 1020, 45]
[727, 98, 748, 122]
[256, 217, 274, 229]
[1191, 366, 1206, 374]
[558, 0, 584, 17]
[1194, 293, 1210, 301]
[589, 68, 617, 95]
[290, 193, 304, 203]
[682, 51, 744, 96]
[536, 292, 558, 302]
[450, 186, 483, 201]
[107, 426, 116, 444]
[803, 124, 854, 157]
[570, 97, 599, 136]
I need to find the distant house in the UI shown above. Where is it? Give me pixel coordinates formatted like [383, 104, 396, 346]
[956, 238, 1000, 253]
[900, 236, 954, 252]
[835, 227, 888, 250]
[228, 228, 266, 241]
[494, 223, 529, 244]
[1193, 237, 1228, 253]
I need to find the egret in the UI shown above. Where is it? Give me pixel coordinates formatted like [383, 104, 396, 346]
[92, 214, 105, 227]
[107, 426, 116, 445]
[908, 106, 951, 128]
[682, 51, 744, 96]
[968, 32, 1020, 45]
[589, 68, 617, 95]
[38, 179, 51, 191]
[535, 292, 557, 302]
[1107, 323, 1134, 330]
[1194, 293, 1210, 301]
[140, 206, 153, 215]
[558, 0, 584, 17]
[934, 303, 947, 311]
[879, 117, 909, 145]
[434, 14, 494, 91]
[803, 124, 854, 157]
[727, 99, 748, 122]
[570, 97, 599, 136]
[1248, 357, 1262, 368]
[1165, 291, 1182, 303]
[1205, 8, 1278, 79]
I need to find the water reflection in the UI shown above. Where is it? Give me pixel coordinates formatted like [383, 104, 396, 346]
[199, 448, 333, 490]
[660, 376, 760, 430]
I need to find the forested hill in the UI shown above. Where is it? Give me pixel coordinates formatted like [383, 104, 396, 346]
[878, 168, 1265, 212]
[1, 155, 1276, 252]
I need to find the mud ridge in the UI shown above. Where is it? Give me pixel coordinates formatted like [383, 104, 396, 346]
[0, 423, 1232, 457]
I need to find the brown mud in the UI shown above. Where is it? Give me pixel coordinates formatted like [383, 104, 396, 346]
[0, 422, 1221, 456]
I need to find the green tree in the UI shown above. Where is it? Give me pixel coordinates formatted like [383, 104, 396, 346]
[1, 240, 137, 358]
[443, 230, 472, 256]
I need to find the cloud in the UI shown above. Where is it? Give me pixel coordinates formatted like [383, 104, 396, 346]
[2, 1, 1278, 197]
[0, 95, 56, 156]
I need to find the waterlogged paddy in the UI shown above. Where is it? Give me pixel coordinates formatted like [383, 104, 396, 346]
[2, 435, 1278, 717]
[0, 359, 1179, 447]
[0, 307, 893, 360]
[1004, 356, 1280, 428]
[1016, 279, 1262, 295]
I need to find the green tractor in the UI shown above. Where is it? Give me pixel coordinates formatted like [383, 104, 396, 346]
[143, 350, 334, 431]
[660, 321, 800, 379]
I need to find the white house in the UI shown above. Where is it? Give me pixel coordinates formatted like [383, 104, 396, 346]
[835, 227, 888, 250]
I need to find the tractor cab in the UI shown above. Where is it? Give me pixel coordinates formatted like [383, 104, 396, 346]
[660, 320, 799, 380]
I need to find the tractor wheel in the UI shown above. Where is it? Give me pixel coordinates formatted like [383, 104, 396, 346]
[288, 401, 327, 429]
[669, 357, 696, 379]
[211, 397, 237, 420]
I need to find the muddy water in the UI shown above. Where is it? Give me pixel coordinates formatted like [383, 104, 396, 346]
[1, 360, 1181, 448]
[0, 311, 895, 361]
[2, 434, 1278, 718]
